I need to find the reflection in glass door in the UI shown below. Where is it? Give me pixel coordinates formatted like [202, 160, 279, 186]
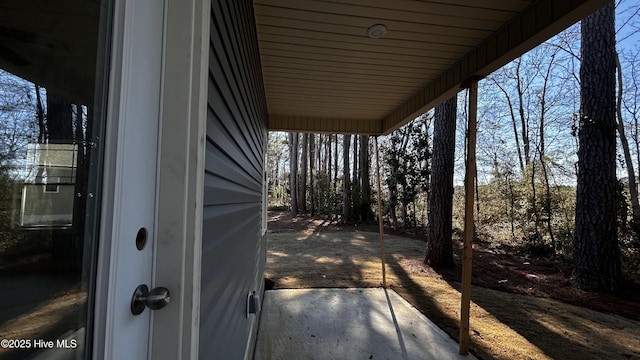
[0, 1, 110, 359]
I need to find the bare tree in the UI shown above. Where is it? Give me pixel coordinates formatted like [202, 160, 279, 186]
[616, 52, 640, 229]
[536, 48, 559, 251]
[515, 58, 531, 167]
[492, 79, 525, 174]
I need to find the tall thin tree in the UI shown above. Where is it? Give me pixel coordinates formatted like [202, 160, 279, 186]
[342, 135, 351, 222]
[334, 134, 339, 193]
[616, 52, 640, 230]
[352, 134, 358, 186]
[310, 134, 316, 216]
[359, 135, 371, 221]
[289, 132, 299, 215]
[300, 133, 308, 213]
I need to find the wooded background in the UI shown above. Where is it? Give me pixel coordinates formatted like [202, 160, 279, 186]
[265, 0, 640, 291]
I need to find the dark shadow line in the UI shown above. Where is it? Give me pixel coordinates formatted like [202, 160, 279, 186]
[384, 287, 409, 360]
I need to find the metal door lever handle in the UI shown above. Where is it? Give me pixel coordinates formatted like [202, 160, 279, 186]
[131, 284, 171, 315]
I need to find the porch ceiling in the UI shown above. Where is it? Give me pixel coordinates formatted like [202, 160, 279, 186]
[255, 0, 609, 135]
[0, 1, 100, 105]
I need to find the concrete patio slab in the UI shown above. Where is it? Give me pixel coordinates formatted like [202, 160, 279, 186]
[254, 288, 475, 360]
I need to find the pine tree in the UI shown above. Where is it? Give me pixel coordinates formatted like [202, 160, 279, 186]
[425, 95, 457, 267]
[574, 2, 621, 291]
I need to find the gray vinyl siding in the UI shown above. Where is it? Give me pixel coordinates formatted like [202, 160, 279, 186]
[200, 0, 268, 359]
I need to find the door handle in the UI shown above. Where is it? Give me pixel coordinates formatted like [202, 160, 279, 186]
[131, 284, 171, 315]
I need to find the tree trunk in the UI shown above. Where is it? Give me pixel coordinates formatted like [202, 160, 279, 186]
[390, 190, 398, 230]
[35, 85, 46, 143]
[359, 135, 370, 221]
[540, 157, 556, 251]
[300, 133, 308, 213]
[289, 133, 299, 215]
[475, 168, 480, 224]
[494, 80, 525, 174]
[574, 2, 621, 292]
[531, 160, 541, 245]
[509, 178, 516, 238]
[388, 151, 399, 231]
[615, 52, 640, 229]
[352, 135, 358, 186]
[351, 134, 359, 221]
[327, 135, 332, 199]
[538, 52, 556, 250]
[516, 58, 531, 166]
[425, 95, 457, 267]
[401, 201, 408, 227]
[334, 134, 339, 193]
[634, 76, 640, 201]
[46, 93, 74, 143]
[318, 134, 324, 212]
[310, 134, 316, 216]
[317, 134, 322, 173]
[342, 135, 351, 222]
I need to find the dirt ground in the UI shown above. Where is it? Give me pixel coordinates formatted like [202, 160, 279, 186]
[266, 211, 640, 360]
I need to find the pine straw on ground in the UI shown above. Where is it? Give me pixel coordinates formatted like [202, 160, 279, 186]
[266, 211, 640, 360]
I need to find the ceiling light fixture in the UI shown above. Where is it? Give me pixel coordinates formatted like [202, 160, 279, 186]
[367, 24, 387, 39]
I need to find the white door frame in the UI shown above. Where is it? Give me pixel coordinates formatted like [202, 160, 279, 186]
[93, 0, 165, 358]
[93, 0, 210, 358]
[151, 0, 210, 358]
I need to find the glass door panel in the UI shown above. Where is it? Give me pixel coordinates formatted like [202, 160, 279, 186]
[0, 1, 110, 359]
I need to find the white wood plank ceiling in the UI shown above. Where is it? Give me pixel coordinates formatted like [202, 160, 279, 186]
[254, 0, 611, 134]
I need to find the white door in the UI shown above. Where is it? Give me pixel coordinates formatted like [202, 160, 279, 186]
[94, 0, 165, 358]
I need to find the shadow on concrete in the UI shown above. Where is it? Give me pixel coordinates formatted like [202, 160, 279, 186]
[384, 288, 409, 360]
[266, 229, 640, 360]
[255, 288, 473, 360]
[265, 230, 472, 356]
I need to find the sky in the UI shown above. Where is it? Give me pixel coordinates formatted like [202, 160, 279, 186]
[448, 0, 640, 186]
